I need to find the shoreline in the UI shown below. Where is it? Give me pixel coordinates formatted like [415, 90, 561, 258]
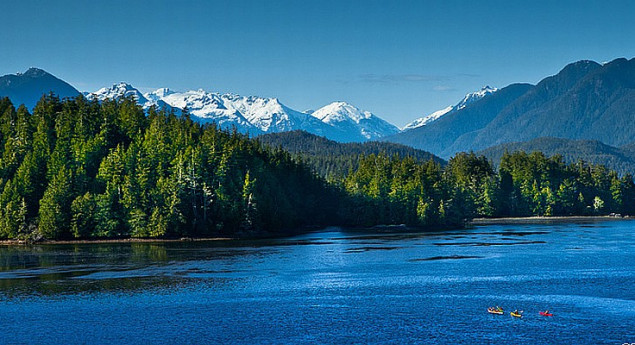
[1, 215, 631, 245]
[470, 215, 630, 225]
[0, 237, 235, 246]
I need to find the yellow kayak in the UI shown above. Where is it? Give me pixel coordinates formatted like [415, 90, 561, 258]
[510, 311, 523, 318]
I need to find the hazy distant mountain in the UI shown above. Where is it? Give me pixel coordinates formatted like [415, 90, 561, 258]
[257, 130, 444, 178]
[386, 58, 635, 158]
[478, 137, 635, 176]
[403, 86, 498, 130]
[0, 68, 80, 109]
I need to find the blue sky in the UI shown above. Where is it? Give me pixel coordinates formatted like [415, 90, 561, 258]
[2, 0, 635, 127]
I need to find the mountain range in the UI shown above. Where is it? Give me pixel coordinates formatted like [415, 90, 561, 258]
[387, 58, 635, 159]
[3, 58, 635, 174]
[0, 67, 498, 145]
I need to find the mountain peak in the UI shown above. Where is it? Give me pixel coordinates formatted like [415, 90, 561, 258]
[313, 101, 369, 122]
[0, 67, 80, 109]
[558, 59, 602, 78]
[460, 86, 498, 107]
[114, 82, 136, 89]
[22, 67, 50, 77]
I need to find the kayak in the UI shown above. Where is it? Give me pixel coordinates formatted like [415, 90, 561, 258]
[510, 312, 523, 318]
[487, 307, 504, 315]
[539, 311, 553, 316]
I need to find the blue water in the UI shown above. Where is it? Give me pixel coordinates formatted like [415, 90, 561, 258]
[1, 220, 634, 344]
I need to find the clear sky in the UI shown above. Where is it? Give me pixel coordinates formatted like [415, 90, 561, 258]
[2, 0, 635, 127]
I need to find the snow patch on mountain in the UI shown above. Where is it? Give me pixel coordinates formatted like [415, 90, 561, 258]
[456, 85, 497, 110]
[402, 105, 453, 130]
[403, 86, 498, 130]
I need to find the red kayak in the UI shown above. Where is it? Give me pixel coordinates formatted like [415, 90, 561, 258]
[539, 311, 553, 316]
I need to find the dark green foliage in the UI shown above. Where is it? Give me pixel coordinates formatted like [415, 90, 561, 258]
[496, 151, 634, 217]
[341, 154, 459, 227]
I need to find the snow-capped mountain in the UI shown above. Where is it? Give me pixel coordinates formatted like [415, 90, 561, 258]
[148, 89, 343, 137]
[89, 82, 150, 105]
[311, 102, 400, 141]
[403, 86, 498, 131]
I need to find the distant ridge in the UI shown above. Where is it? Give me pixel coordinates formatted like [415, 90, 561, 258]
[258, 130, 444, 179]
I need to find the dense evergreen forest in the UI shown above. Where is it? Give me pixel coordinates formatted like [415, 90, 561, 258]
[0, 95, 634, 241]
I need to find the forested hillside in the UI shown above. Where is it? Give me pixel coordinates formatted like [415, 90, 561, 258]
[478, 137, 635, 176]
[258, 130, 444, 179]
[0, 95, 342, 240]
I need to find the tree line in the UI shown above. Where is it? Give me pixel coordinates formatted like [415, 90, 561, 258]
[0, 95, 633, 240]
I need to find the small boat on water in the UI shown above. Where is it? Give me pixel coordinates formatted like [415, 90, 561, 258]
[510, 310, 523, 318]
[487, 307, 504, 315]
[539, 311, 553, 316]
